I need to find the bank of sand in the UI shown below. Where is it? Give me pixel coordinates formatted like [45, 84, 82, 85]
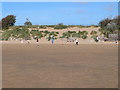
[2, 43, 118, 88]
[1, 27, 118, 44]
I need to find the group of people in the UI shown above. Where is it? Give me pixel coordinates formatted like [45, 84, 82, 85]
[21, 36, 119, 45]
[21, 36, 79, 45]
[35, 37, 79, 45]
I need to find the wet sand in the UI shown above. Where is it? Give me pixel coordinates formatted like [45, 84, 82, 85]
[2, 44, 118, 88]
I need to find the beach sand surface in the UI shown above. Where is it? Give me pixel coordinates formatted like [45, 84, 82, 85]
[2, 43, 118, 88]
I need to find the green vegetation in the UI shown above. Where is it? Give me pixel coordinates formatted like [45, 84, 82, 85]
[90, 31, 98, 41]
[60, 30, 88, 40]
[1, 15, 119, 42]
[61, 32, 71, 39]
[39, 25, 47, 29]
[30, 30, 43, 39]
[43, 30, 50, 37]
[2, 15, 16, 30]
[2, 30, 12, 40]
[24, 18, 32, 28]
[54, 23, 68, 29]
[99, 16, 119, 38]
[46, 31, 59, 41]
[2, 27, 30, 40]
[80, 31, 88, 39]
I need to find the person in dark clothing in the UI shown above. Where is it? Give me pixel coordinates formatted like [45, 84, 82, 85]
[36, 38, 39, 46]
[36, 38, 39, 42]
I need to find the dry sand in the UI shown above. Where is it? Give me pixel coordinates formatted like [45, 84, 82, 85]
[2, 43, 118, 88]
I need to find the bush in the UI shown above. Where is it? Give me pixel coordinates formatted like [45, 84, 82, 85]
[2, 30, 12, 40]
[30, 30, 43, 39]
[68, 31, 76, 34]
[43, 30, 50, 37]
[81, 35, 87, 39]
[39, 25, 47, 29]
[54, 23, 68, 29]
[24, 21, 32, 26]
[90, 31, 97, 35]
[72, 33, 80, 38]
[56, 32, 59, 34]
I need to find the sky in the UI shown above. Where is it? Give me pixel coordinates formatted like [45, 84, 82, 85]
[2, 2, 118, 25]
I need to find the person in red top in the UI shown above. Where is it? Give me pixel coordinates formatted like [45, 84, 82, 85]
[36, 38, 39, 46]
[36, 38, 39, 42]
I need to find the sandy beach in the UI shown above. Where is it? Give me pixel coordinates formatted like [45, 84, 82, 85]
[1, 1, 119, 89]
[2, 43, 118, 88]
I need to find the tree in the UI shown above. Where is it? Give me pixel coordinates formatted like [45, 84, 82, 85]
[112, 16, 120, 31]
[99, 28, 112, 38]
[99, 16, 119, 37]
[99, 18, 111, 29]
[24, 18, 32, 26]
[106, 22, 117, 33]
[2, 15, 16, 29]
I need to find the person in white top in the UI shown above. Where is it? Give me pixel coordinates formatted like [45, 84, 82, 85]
[96, 36, 99, 42]
[75, 39, 79, 45]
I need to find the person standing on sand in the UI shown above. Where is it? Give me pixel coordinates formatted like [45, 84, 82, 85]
[36, 38, 39, 42]
[96, 36, 99, 42]
[51, 38, 54, 44]
[36, 38, 39, 46]
[75, 39, 79, 45]
[51, 35, 54, 44]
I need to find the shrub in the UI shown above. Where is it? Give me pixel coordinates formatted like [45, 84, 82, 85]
[39, 25, 47, 29]
[30, 30, 43, 39]
[68, 31, 76, 34]
[54, 23, 68, 29]
[72, 33, 80, 38]
[2, 30, 12, 40]
[90, 31, 97, 35]
[81, 35, 88, 39]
